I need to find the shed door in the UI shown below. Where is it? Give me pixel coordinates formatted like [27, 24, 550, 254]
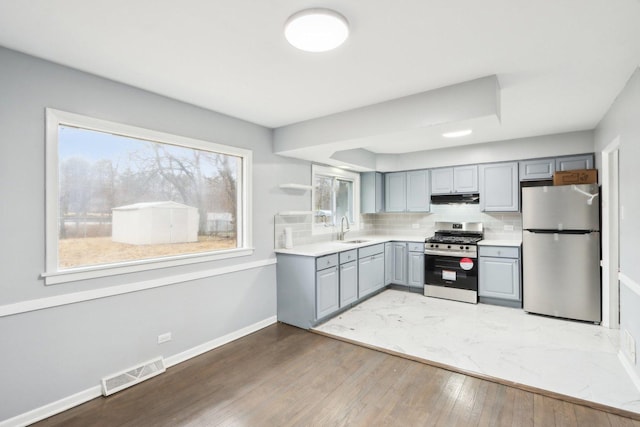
[170, 208, 189, 243]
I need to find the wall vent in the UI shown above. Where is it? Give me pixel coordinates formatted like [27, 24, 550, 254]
[101, 357, 166, 396]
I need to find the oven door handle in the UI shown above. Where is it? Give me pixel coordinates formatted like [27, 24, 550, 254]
[424, 249, 477, 259]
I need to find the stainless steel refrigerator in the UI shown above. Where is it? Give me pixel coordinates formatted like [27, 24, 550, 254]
[522, 184, 601, 323]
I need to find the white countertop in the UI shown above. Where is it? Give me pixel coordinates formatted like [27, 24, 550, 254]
[274, 234, 425, 257]
[478, 239, 522, 247]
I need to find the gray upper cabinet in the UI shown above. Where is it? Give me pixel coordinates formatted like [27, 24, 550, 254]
[385, 170, 430, 212]
[361, 172, 384, 213]
[556, 154, 594, 171]
[406, 170, 430, 212]
[519, 154, 594, 181]
[430, 168, 454, 194]
[431, 166, 478, 194]
[519, 158, 555, 181]
[385, 172, 407, 212]
[479, 162, 519, 212]
[454, 165, 479, 193]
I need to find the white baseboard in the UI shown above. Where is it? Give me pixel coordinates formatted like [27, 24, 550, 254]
[165, 315, 277, 367]
[0, 315, 278, 427]
[0, 386, 102, 427]
[618, 351, 640, 393]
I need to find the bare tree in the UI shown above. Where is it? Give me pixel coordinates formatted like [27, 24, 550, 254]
[59, 157, 92, 238]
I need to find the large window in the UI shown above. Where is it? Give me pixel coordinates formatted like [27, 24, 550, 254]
[45, 109, 252, 284]
[311, 164, 360, 234]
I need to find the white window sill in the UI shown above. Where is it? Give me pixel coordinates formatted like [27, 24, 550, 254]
[42, 248, 254, 285]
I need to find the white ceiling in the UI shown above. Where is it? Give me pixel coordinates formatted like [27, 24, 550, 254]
[1, 0, 639, 156]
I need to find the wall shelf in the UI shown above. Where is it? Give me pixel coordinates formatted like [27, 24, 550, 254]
[279, 183, 312, 191]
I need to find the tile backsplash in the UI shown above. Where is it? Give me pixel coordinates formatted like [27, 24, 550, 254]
[274, 205, 522, 249]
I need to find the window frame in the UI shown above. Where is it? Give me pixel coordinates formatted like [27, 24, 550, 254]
[311, 164, 360, 235]
[43, 108, 253, 285]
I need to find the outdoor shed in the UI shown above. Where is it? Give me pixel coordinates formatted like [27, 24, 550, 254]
[112, 201, 199, 245]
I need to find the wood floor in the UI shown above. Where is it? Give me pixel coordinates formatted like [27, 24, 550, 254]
[34, 323, 640, 427]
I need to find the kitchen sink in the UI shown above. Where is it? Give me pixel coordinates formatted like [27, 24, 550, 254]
[340, 239, 369, 244]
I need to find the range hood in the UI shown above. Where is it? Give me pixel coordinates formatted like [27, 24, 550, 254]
[430, 193, 480, 205]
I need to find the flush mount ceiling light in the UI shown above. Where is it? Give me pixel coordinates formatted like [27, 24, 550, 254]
[442, 129, 473, 138]
[284, 8, 349, 52]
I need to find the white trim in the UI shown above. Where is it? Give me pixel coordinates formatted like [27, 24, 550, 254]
[311, 163, 361, 235]
[618, 350, 640, 393]
[45, 108, 253, 282]
[1, 258, 276, 318]
[0, 316, 276, 427]
[601, 136, 620, 328]
[0, 386, 102, 427]
[620, 272, 640, 297]
[43, 248, 254, 285]
[165, 315, 277, 367]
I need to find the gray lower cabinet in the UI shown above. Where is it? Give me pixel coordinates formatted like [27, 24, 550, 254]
[479, 162, 519, 212]
[339, 261, 358, 306]
[385, 242, 393, 285]
[276, 244, 388, 329]
[316, 265, 339, 319]
[387, 241, 424, 288]
[407, 247, 425, 289]
[391, 242, 408, 285]
[478, 245, 521, 308]
[359, 244, 385, 298]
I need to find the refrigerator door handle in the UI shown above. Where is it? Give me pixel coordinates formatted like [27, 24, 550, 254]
[524, 229, 596, 234]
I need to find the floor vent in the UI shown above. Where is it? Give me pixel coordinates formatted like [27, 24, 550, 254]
[101, 357, 166, 396]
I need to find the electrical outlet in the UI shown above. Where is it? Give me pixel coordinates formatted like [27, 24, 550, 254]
[412, 223, 420, 229]
[158, 332, 172, 344]
[624, 329, 636, 363]
[503, 224, 514, 232]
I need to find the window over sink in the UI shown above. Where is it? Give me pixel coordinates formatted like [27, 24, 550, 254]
[311, 164, 360, 235]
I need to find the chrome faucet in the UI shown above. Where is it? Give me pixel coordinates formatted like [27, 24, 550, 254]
[339, 215, 350, 240]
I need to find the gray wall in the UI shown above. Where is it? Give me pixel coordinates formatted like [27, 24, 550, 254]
[0, 46, 309, 422]
[594, 67, 640, 379]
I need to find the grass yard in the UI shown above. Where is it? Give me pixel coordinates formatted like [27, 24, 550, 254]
[58, 236, 237, 269]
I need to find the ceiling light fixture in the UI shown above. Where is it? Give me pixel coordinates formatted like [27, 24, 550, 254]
[284, 8, 349, 53]
[442, 129, 473, 138]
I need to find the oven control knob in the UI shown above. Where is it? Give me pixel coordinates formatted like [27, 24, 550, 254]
[447, 245, 451, 249]
[465, 246, 470, 250]
[459, 246, 464, 250]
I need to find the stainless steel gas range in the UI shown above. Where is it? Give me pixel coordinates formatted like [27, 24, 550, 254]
[424, 221, 483, 304]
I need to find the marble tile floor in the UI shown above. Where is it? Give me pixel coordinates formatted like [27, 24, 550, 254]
[314, 289, 640, 415]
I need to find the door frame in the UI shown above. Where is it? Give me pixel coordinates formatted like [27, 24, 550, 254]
[601, 137, 620, 329]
